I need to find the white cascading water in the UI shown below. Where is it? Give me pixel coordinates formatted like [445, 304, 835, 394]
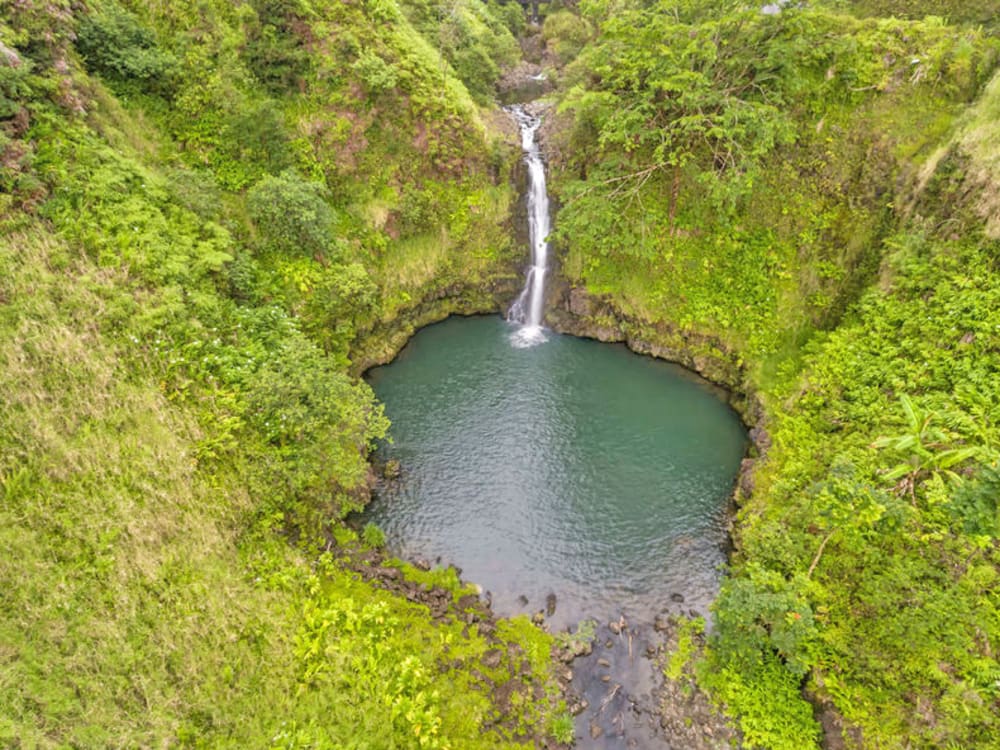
[507, 104, 550, 348]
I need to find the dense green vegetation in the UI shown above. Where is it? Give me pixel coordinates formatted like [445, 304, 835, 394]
[1, 0, 566, 745]
[4, 0, 1000, 747]
[544, 1, 1000, 747]
[550, 1, 997, 360]
[845, 0, 1000, 24]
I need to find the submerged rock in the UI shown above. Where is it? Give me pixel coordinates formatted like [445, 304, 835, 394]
[545, 592, 557, 616]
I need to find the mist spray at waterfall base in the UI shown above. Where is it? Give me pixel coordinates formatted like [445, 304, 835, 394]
[507, 104, 551, 349]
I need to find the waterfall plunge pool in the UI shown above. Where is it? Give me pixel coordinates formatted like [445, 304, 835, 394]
[360, 315, 747, 632]
[358, 102, 747, 749]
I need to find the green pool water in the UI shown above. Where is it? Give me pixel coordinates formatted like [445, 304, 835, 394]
[363, 315, 747, 629]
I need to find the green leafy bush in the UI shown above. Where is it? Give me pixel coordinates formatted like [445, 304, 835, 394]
[542, 10, 592, 64]
[76, 5, 178, 96]
[550, 712, 575, 744]
[488, 0, 526, 37]
[701, 655, 821, 750]
[247, 170, 340, 258]
[549, 2, 997, 358]
[353, 50, 400, 95]
[243, 0, 312, 92]
[846, 0, 1000, 24]
[227, 99, 295, 177]
[301, 261, 379, 360]
[362, 522, 387, 548]
[245, 331, 387, 518]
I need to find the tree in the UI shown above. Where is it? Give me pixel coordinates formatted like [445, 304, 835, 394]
[871, 394, 982, 498]
[247, 170, 341, 259]
[75, 6, 178, 96]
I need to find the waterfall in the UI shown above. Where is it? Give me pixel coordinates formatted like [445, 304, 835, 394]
[507, 104, 551, 348]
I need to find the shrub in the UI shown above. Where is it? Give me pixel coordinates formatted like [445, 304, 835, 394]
[361, 522, 386, 549]
[247, 170, 340, 258]
[243, 0, 312, 92]
[551, 712, 575, 744]
[76, 6, 177, 96]
[301, 261, 379, 360]
[488, 0, 526, 37]
[245, 332, 388, 521]
[228, 99, 294, 177]
[541, 10, 592, 64]
[451, 43, 500, 103]
[353, 50, 399, 96]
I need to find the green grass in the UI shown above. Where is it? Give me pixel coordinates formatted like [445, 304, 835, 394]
[0, 0, 565, 745]
[0, 212, 560, 750]
[954, 71, 1000, 238]
[0, 227, 273, 745]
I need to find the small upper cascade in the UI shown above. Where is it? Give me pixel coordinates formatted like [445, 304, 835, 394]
[506, 104, 551, 348]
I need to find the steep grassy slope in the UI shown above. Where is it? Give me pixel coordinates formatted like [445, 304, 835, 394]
[543, 2, 1000, 747]
[0, 226, 560, 748]
[548, 3, 996, 366]
[1, 0, 569, 746]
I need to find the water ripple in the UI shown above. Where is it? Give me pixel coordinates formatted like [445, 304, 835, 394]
[364, 316, 747, 629]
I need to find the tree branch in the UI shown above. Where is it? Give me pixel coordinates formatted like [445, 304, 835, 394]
[807, 529, 836, 579]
